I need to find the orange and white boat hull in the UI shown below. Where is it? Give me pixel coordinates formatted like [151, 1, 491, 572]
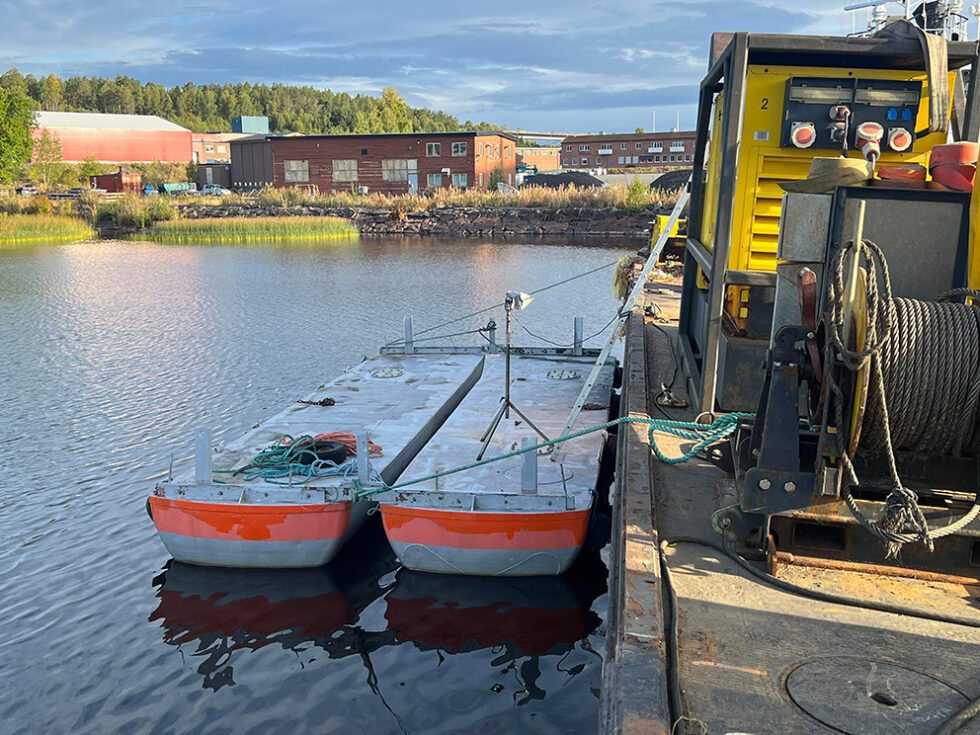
[148, 496, 369, 568]
[380, 504, 590, 576]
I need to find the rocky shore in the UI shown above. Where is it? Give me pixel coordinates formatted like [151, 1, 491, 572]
[173, 203, 657, 238]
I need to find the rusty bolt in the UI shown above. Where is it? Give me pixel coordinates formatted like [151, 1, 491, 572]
[758, 478, 771, 491]
[784, 481, 797, 493]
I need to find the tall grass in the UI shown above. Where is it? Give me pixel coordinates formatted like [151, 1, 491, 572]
[179, 182, 682, 213]
[0, 214, 96, 244]
[132, 216, 358, 244]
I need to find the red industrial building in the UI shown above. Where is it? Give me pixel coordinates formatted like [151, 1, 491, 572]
[34, 111, 193, 163]
[560, 131, 696, 168]
[232, 131, 519, 193]
[517, 146, 561, 172]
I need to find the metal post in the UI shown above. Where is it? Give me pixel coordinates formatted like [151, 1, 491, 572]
[403, 316, 414, 355]
[504, 300, 513, 418]
[841, 200, 867, 347]
[521, 438, 538, 494]
[357, 428, 369, 486]
[195, 428, 212, 484]
[573, 316, 584, 356]
[487, 320, 497, 353]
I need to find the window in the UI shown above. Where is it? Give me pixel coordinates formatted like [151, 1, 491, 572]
[669, 155, 675, 162]
[686, 154, 693, 161]
[479, 172, 484, 187]
[382, 158, 416, 182]
[205, 144, 215, 152]
[579, 144, 591, 152]
[595, 158, 601, 166]
[486, 144, 493, 157]
[581, 157, 588, 165]
[451, 141, 467, 156]
[361, 148, 368, 155]
[284, 159, 309, 183]
[565, 144, 572, 151]
[217, 144, 227, 153]
[332, 159, 358, 183]
[621, 143, 627, 150]
[654, 155, 660, 162]
[650, 143, 663, 152]
[636, 143, 642, 149]
[426, 142, 442, 157]
[427, 173, 443, 187]
[494, 145, 499, 156]
[452, 173, 468, 188]
[617, 156, 625, 165]
[504, 145, 510, 156]
[670, 141, 685, 152]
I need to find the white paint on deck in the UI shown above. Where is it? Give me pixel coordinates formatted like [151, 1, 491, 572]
[159, 353, 484, 502]
[391, 353, 615, 511]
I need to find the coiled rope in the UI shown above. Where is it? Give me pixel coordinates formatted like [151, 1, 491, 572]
[826, 240, 980, 556]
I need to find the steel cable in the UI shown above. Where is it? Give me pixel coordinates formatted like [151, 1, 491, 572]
[826, 240, 980, 556]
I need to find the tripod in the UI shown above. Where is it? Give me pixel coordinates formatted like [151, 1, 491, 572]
[476, 293, 550, 460]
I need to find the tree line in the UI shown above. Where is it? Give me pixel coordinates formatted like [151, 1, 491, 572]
[0, 69, 499, 135]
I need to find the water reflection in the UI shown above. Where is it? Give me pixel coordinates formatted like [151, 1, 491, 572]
[150, 523, 606, 715]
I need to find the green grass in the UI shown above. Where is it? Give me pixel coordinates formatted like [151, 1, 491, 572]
[133, 215, 359, 243]
[0, 214, 96, 244]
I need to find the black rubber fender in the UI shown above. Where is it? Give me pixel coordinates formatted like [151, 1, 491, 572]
[146, 497, 154, 521]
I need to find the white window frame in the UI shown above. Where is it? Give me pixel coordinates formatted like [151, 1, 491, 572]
[284, 159, 309, 183]
[621, 143, 627, 150]
[426, 173, 443, 188]
[332, 159, 358, 183]
[451, 142, 467, 156]
[650, 143, 663, 152]
[382, 158, 416, 182]
[426, 142, 442, 157]
[579, 144, 591, 152]
[581, 157, 588, 166]
[636, 143, 642, 149]
[451, 172, 468, 188]
[565, 144, 572, 151]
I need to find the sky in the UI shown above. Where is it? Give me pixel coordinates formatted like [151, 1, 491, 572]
[1, 1, 889, 133]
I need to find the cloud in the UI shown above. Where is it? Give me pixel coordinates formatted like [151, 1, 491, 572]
[0, 0, 858, 130]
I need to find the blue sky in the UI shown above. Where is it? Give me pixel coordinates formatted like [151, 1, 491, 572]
[2, 1, 865, 132]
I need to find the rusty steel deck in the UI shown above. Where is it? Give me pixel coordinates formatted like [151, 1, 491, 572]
[602, 283, 980, 735]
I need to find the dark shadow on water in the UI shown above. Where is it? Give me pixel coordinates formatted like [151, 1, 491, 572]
[149, 518, 608, 728]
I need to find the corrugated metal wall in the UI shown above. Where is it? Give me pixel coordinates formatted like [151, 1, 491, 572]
[231, 140, 273, 189]
[37, 128, 193, 163]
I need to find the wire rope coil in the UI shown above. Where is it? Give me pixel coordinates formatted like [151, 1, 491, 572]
[825, 240, 980, 556]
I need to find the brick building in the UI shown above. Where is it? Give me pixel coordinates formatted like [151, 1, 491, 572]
[560, 131, 696, 169]
[516, 146, 561, 172]
[232, 131, 519, 193]
[192, 132, 254, 164]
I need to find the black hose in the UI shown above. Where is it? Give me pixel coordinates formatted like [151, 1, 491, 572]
[658, 541, 687, 730]
[931, 695, 980, 735]
[662, 537, 980, 629]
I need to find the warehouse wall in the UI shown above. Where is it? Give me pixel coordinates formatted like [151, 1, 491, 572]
[34, 127, 193, 163]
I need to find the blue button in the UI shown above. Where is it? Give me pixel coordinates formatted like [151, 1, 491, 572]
[887, 107, 898, 121]
[902, 107, 913, 121]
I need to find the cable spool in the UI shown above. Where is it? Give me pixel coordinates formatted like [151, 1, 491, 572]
[824, 240, 980, 555]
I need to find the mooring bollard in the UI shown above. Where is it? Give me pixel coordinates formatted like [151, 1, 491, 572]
[404, 316, 415, 355]
[573, 316, 584, 356]
[195, 428, 212, 483]
[521, 437, 538, 495]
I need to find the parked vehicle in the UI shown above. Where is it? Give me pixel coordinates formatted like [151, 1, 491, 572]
[143, 185, 158, 197]
[15, 186, 39, 197]
[200, 183, 231, 196]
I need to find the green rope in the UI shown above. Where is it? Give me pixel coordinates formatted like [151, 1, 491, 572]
[353, 412, 752, 498]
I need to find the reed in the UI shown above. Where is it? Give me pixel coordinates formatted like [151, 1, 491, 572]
[0, 214, 96, 244]
[134, 215, 359, 243]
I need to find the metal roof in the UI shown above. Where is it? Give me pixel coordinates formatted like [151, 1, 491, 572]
[36, 111, 190, 133]
[257, 130, 520, 143]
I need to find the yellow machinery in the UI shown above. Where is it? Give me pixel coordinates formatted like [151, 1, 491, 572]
[679, 29, 980, 413]
[678, 26, 980, 573]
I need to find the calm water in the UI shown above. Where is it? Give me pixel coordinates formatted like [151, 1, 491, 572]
[0, 236, 635, 735]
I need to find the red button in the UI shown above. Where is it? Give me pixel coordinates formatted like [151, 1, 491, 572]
[888, 128, 911, 152]
[791, 123, 816, 148]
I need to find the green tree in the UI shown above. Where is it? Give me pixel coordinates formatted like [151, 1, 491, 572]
[0, 85, 35, 182]
[488, 167, 505, 190]
[39, 74, 62, 110]
[31, 128, 64, 189]
[634, 127, 645, 134]
[79, 155, 103, 180]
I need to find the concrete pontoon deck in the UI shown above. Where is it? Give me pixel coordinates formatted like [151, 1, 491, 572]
[377, 352, 615, 576]
[150, 353, 484, 567]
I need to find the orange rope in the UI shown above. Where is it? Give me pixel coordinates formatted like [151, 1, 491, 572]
[312, 432, 384, 457]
